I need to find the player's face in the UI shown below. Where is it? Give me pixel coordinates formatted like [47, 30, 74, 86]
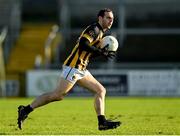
[101, 11, 114, 30]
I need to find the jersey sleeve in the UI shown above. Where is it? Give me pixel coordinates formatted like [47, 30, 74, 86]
[79, 37, 101, 54]
[81, 25, 99, 43]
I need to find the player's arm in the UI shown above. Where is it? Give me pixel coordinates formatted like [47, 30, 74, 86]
[79, 37, 115, 59]
[79, 25, 116, 59]
[79, 37, 101, 54]
[79, 25, 101, 54]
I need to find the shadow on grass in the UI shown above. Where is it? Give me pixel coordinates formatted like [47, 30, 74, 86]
[0, 133, 6, 135]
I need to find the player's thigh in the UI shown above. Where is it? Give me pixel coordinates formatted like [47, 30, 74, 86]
[77, 73, 105, 94]
[54, 77, 75, 95]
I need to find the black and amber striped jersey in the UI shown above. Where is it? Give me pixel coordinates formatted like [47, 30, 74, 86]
[63, 22, 104, 70]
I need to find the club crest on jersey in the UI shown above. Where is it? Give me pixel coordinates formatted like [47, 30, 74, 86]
[72, 75, 77, 81]
[89, 30, 95, 37]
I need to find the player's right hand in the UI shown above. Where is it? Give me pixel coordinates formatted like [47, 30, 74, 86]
[106, 51, 116, 59]
[99, 44, 116, 59]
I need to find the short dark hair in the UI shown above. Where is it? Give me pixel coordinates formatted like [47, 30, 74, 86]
[97, 8, 113, 17]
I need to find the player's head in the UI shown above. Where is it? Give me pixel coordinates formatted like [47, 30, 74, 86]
[97, 8, 114, 31]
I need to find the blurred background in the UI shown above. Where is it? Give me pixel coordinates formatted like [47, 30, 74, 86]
[1, 0, 180, 97]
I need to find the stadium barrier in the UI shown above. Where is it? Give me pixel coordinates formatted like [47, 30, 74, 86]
[26, 70, 127, 96]
[26, 69, 180, 97]
[0, 27, 7, 97]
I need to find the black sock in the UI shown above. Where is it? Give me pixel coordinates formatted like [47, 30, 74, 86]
[24, 105, 33, 114]
[98, 115, 106, 124]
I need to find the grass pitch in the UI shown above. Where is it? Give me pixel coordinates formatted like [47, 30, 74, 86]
[0, 97, 180, 135]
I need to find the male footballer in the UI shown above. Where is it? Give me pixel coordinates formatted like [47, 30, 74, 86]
[17, 8, 121, 131]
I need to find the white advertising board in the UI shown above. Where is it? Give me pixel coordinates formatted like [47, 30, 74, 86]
[26, 69, 180, 97]
[128, 70, 180, 96]
[26, 69, 128, 97]
[26, 70, 61, 96]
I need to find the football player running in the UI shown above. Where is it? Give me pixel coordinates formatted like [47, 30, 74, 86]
[17, 8, 120, 131]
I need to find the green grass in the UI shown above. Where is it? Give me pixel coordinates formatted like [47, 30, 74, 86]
[0, 97, 180, 135]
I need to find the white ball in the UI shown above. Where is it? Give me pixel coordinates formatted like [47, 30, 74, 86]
[101, 36, 119, 52]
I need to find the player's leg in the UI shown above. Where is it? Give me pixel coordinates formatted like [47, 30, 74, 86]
[30, 77, 74, 109]
[17, 68, 76, 130]
[77, 73, 121, 130]
[29, 66, 78, 110]
[77, 73, 106, 116]
[18, 77, 74, 129]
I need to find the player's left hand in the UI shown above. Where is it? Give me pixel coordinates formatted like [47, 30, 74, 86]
[100, 44, 116, 59]
[106, 51, 116, 59]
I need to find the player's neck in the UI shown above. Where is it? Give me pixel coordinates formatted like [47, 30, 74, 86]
[98, 22, 107, 32]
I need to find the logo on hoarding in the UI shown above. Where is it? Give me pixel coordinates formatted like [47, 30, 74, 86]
[36, 75, 59, 92]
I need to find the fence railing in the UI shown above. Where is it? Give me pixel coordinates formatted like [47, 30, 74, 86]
[0, 27, 8, 97]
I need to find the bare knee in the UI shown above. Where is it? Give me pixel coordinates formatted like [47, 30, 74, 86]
[96, 86, 106, 97]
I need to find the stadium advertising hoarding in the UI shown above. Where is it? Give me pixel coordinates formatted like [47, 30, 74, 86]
[128, 70, 180, 96]
[26, 70, 128, 97]
[27, 70, 60, 96]
[26, 69, 180, 97]
[71, 70, 128, 96]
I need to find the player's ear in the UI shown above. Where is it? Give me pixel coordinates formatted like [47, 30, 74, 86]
[98, 16, 103, 21]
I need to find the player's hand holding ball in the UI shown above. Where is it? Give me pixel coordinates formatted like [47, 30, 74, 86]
[100, 35, 119, 59]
